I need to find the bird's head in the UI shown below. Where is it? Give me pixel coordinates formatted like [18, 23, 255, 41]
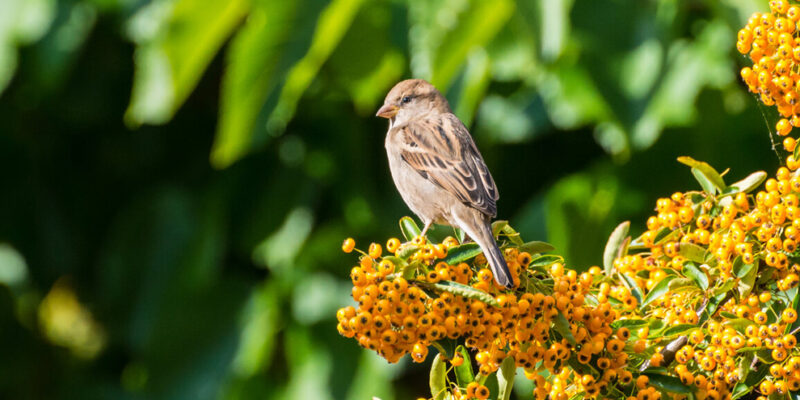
[376, 79, 451, 125]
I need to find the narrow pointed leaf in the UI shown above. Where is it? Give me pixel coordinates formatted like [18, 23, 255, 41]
[529, 255, 563, 268]
[641, 275, 676, 308]
[418, 281, 499, 307]
[619, 273, 643, 305]
[518, 241, 555, 254]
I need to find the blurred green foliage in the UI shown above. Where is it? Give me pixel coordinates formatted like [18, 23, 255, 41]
[0, 0, 783, 398]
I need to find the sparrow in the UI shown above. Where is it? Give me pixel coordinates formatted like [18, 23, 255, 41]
[376, 79, 513, 289]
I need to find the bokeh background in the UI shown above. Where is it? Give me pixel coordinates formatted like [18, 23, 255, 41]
[0, 0, 783, 398]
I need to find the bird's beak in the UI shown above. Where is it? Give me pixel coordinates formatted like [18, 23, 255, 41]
[376, 104, 399, 119]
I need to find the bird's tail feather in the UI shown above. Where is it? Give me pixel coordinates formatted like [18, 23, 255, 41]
[453, 212, 513, 289]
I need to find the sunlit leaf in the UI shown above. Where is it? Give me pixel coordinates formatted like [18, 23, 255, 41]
[677, 156, 725, 191]
[529, 254, 563, 268]
[642, 372, 693, 393]
[721, 171, 766, 197]
[553, 312, 577, 346]
[400, 217, 422, 241]
[443, 243, 482, 264]
[496, 356, 516, 400]
[662, 324, 696, 338]
[682, 262, 708, 291]
[430, 353, 446, 400]
[454, 345, 474, 387]
[212, 0, 299, 168]
[619, 273, 643, 305]
[678, 243, 707, 264]
[126, 0, 249, 126]
[518, 241, 555, 254]
[603, 221, 629, 275]
[418, 280, 499, 307]
[430, 0, 514, 90]
[610, 319, 648, 330]
[641, 275, 676, 309]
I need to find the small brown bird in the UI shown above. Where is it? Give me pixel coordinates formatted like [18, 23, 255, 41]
[376, 79, 513, 289]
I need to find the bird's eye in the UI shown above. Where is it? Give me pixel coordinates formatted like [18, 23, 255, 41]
[401, 96, 412, 104]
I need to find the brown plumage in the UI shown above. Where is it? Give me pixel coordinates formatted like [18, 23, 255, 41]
[376, 79, 513, 289]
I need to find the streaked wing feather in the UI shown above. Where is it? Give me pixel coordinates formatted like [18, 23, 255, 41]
[396, 114, 498, 216]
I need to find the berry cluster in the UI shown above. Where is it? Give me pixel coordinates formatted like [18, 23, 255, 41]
[738, 0, 800, 165]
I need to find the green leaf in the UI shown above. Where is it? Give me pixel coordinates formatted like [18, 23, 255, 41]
[529, 255, 564, 268]
[443, 243, 483, 265]
[454, 346, 474, 387]
[737, 258, 757, 299]
[721, 171, 767, 197]
[677, 156, 725, 191]
[691, 168, 717, 195]
[266, 0, 365, 134]
[610, 319, 649, 330]
[794, 139, 800, 162]
[126, 0, 249, 126]
[497, 223, 524, 246]
[553, 311, 577, 346]
[619, 273, 643, 305]
[653, 227, 681, 245]
[496, 356, 516, 400]
[669, 277, 695, 291]
[400, 217, 422, 241]
[491, 220, 508, 239]
[724, 318, 753, 334]
[732, 256, 755, 279]
[381, 256, 407, 269]
[518, 241, 555, 254]
[641, 275, 676, 308]
[662, 324, 696, 338]
[397, 245, 420, 260]
[211, 0, 296, 168]
[603, 221, 629, 275]
[430, 353, 446, 400]
[712, 279, 737, 296]
[790, 287, 800, 334]
[678, 243, 707, 264]
[699, 292, 728, 325]
[642, 372, 693, 394]
[429, 0, 514, 90]
[682, 262, 708, 291]
[418, 280, 499, 307]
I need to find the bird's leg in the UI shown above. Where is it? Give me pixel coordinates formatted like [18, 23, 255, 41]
[420, 220, 433, 238]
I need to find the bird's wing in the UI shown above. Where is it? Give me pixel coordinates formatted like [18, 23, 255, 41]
[395, 113, 499, 217]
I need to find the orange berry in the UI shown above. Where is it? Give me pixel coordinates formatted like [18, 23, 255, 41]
[342, 237, 356, 253]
